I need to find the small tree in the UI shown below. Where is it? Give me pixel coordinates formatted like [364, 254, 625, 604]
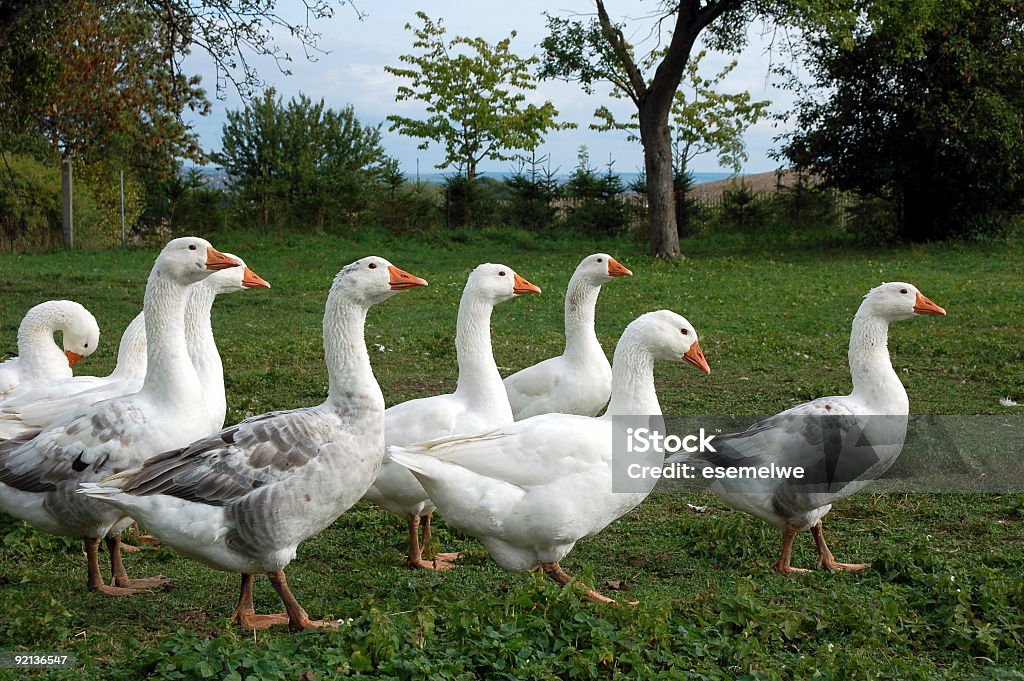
[592, 49, 768, 235]
[386, 12, 571, 182]
[213, 88, 388, 231]
[503, 152, 561, 231]
[562, 146, 627, 236]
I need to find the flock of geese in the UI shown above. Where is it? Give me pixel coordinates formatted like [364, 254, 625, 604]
[0, 236, 945, 630]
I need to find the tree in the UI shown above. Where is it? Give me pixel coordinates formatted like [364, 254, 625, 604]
[541, 1, 868, 258]
[213, 88, 389, 231]
[780, 0, 1024, 241]
[594, 49, 769, 175]
[386, 12, 571, 182]
[0, 0, 208, 170]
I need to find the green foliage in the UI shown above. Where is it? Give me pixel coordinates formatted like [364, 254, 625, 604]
[74, 163, 145, 249]
[0, 0, 207, 171]
[386, 12, 571, 181]
[781, 0, 1024, 241]
[212, 88, 390, 233]
[0, 153, 65, 250]
[593, 49, 770, 174]
[502, 154, 561, 232]
[141, 166, 231, 236]
[0, 152, 123, 252]
[562, 147, 628, 236]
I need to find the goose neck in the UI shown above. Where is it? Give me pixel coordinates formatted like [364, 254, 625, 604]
[140, 270, 203, 402]
[16, 302, 68, 369]
[184, 282, 224, 402]
[453, 291, 504, 404]
[323, 297, 383, 422]
[111, 313, 148, 380]
[563, 276, 602, 359]
[848, 308, 906, 410]
[604, 330, 659, 417]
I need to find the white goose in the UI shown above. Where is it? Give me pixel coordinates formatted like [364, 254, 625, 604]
[0, 237, 240, 595]
[503, 253, 631, 420]
[0, 258, 269, 440]
[389, 310, 710, 603]
[363, 263, 540, 569]
[0, 300, 101, 395]
[80, 258, 427, 630]
[671, 282, 945, 573]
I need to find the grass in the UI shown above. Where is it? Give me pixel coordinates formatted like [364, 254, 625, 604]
[0, 227, 1022, 680]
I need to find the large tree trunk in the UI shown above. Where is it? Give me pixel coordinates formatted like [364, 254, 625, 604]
[639, 112, 679, 259]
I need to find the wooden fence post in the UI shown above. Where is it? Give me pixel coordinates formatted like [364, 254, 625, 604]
[61, 158, 73, 249]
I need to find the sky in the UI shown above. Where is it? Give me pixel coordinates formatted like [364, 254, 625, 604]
[182, 1, 803, 178]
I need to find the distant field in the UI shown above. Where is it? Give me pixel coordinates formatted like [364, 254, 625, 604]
[0, 229, 1021, 680]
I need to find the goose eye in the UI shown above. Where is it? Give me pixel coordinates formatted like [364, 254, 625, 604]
[368, 263, 377, 269]
[900, 288, 908, 294]
[597, 258, 603, 263]
[188, 244, 197, 251]
[84, 343, 89, 348]
[498, 271, 506, 276]
[681, 329, 689, 336]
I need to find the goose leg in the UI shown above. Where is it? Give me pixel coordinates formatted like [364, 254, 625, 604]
[120, 522, 160, 553]
[106, 535, 170, 589]
[406, 514, 454, 571]
[420, 513, 462, 565]
[231, 573, 288, 629]
[266, 570, 337, 631]
[772, 525, 811, 574]
[84, 538, 149, 596]
[539, 562, 636, 606]
[811, 521, 869, 571]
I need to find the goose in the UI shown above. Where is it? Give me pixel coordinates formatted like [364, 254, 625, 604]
[0, 237, 241, 595]
[503, 254, 631, 420]
[389, 310, 710, 603]
[0, 258, 270, 440]
[80, 258, 427, 630]
[0, 300, 101, 395]
[363, 263, 540, 570]
[670, 282, 945, 573]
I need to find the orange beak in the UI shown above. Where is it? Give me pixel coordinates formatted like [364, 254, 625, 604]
[65, 350, 84, 367]
[388, 265, 428, 290]
[607, 257, 632, 277]
[241, 267, 271, 289]
[206, 247, 240, 271]
[513, 273, 541, 295]
[683, 340, 710, 375]
[913, 291, 946, 316]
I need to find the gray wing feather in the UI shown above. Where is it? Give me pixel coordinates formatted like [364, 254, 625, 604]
[118, 408, 336, 507]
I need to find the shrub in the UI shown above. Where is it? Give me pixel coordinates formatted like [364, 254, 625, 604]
[561, 148, 628, 236]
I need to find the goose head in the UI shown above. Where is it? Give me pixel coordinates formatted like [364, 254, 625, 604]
[335, 256, 428, 306]
[200, 253, 271, 294]
[465, 263, 541, 305]
[61, 303, 100, 367]
[862, 282, 946, 322]
[634, 310, 710, 374]
[155, 237, 240, 285]
[574, 253, 632, 284]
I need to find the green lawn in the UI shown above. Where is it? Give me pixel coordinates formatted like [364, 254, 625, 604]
[0, 229, 1022, 680]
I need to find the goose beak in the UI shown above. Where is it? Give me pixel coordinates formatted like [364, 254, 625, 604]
[241, 267, 271, 289]
[206, 247, 241, 271]
[683, 341, 710, 375]
[607, 258, 632, 277]
[388, 265, 428, 290]
[913, 291, 946, 316]
[65, 350, 84, 367]
[513, 273, 541, 295]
